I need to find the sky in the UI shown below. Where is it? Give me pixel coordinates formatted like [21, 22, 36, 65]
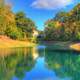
[6, 0, 80, 30]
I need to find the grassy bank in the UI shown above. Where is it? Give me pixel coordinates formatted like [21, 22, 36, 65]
[70, 43, 80, 51]
[0, 36, 36, 48]
[43, 41, 73, 50]
[43, 41, 80, 51]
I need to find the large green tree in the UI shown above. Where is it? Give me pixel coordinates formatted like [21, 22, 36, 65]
[15, 12, 36, 38]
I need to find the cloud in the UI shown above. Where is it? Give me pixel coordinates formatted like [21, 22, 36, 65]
[31, 0, 73, 9]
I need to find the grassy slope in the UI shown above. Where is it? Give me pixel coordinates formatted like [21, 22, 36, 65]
[70, 43, 80, 51]
[0, 36, 35, 48]
[43, 41, 80, 51]
[0, 35, 79, 51]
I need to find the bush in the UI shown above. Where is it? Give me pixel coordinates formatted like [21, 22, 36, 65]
[76, 32, 80, 41]
[5, 26, 24, 40]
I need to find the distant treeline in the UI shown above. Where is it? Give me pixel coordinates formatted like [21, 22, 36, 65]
[44, 3, 80, 41]
[0, 1, 36, 40]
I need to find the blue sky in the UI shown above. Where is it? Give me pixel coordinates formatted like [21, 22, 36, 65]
[7, 0, 80, 30]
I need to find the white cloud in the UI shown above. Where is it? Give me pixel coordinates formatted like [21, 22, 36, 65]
[31, 0, 73, 9]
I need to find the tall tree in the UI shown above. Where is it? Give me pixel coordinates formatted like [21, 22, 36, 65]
[15, 12, 36, 38]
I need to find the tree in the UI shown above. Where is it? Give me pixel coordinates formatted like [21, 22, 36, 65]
[15, 12, 36, 38]
[0, 0, 5, 8]
[44, 3, 80, 41]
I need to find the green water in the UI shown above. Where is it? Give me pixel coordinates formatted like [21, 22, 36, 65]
[0, 45, 80, 80]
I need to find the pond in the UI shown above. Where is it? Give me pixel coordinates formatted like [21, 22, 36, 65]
[0, 45, 80, 80]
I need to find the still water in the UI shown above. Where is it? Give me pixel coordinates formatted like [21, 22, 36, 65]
[0, 45, 80, 80]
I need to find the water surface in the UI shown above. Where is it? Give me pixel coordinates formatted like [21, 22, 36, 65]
[0, 45, 80, 80]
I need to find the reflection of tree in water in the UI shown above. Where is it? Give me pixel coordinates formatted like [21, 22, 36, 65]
[0, 47, 36, 80]
[15, 48, 36, 79]
[45, 49, 80, 80]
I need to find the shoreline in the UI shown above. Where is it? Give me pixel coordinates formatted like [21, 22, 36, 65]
[0, 37, 80, 52]
[42, 41, 80, 51]
[0, 38, 36, 48]
[0, 42, 36, 48]
[70, 43, 80, 51]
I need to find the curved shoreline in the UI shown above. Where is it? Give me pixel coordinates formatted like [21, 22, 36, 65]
[70, 43, 80, 51]
[0, 40, 36, 48]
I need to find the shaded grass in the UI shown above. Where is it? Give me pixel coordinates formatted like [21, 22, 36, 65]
[43, 41, 72, 50]
[43, 41, 80, 52]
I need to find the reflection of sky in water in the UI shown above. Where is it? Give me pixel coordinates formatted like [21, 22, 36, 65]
[12, 57, 71, 80]
[37, 45, 46, 49]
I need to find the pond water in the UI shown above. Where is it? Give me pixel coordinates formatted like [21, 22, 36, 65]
[0, 45, 80, 80]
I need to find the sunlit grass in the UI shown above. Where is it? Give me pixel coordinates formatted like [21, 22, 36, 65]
[70, 43, 80, 51]
[0, 36, 36, 48]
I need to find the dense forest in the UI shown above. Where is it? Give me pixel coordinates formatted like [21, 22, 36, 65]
[44, 3, 80, 41]
[0, 0, 36, 40]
